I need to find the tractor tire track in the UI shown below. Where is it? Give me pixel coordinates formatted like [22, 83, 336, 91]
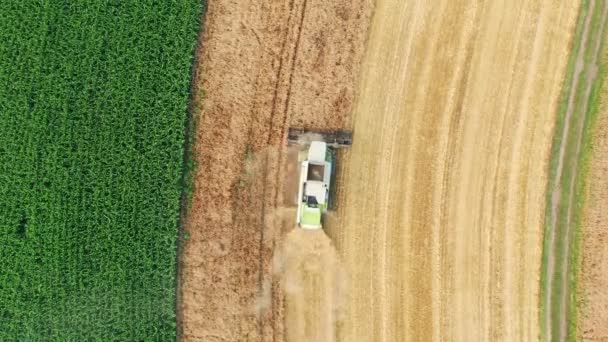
[543, 0, 608, 340]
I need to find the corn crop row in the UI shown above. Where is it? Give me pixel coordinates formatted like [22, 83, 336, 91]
[0, 1, 202, 340]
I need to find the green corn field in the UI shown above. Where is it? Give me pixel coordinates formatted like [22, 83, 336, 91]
[0, 1, 202, 340]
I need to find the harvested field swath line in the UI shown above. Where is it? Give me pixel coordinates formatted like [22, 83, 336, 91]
[282, 229, 342, 342]
[334, 0, 579, 341]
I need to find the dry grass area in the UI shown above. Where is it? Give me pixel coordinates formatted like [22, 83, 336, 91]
[177, 0, 371, 340]
[333, 1, 579, 341]
[578, 54, 608, 341]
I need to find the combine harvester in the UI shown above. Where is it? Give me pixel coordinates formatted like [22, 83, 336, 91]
[287, 128, 352, 229]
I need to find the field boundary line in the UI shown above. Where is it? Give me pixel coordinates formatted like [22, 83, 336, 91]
[176, 1, 208, 340]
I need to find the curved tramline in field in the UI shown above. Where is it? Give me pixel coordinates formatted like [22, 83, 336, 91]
[541, 0, 608, 340]
[333, 0, 580, 341]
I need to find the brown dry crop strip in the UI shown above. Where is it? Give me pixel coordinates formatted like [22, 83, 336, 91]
[179, 0, 371, 340]
[258, 1, 310, 338]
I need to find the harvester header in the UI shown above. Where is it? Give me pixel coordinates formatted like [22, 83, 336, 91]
[287, 128, 353, 148]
